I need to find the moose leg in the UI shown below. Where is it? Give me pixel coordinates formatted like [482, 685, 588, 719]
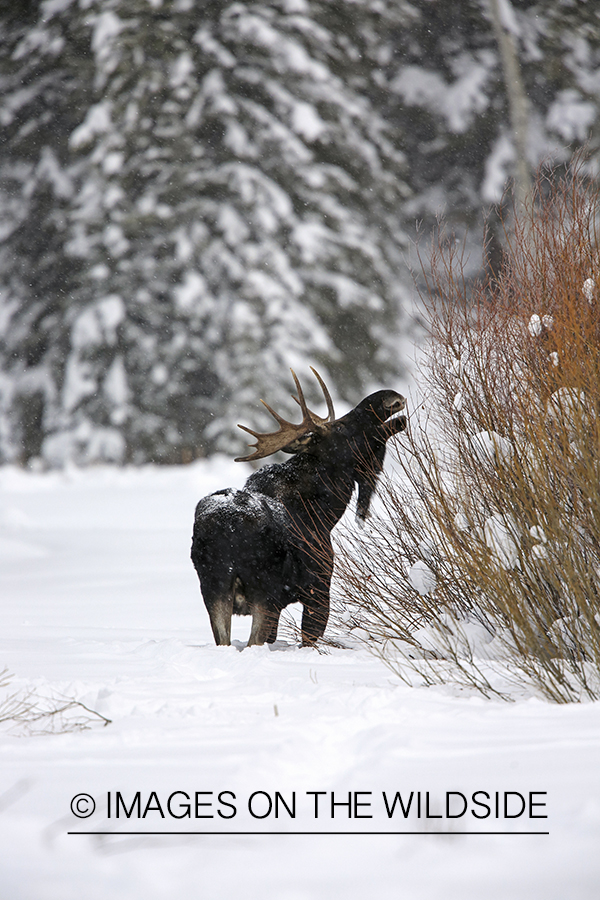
[300, 568, 333, 646]
[301, 595, 330, 645]
[297, 539, 333, 646]
[265, 613, 281, 644]
[207, 595, 233, 645]
[248, 602, 280, 647]
[292, 539, 333, 646]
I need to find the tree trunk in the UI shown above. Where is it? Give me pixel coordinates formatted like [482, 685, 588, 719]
[488, 0, 531, 212]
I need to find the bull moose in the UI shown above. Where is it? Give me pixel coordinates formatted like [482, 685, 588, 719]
[191, 368, 406, 646]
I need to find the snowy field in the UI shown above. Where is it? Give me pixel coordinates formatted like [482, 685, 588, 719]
[1, 458, 599, 900]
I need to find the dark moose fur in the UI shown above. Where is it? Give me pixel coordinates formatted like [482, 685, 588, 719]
[191, 388, 406, 646]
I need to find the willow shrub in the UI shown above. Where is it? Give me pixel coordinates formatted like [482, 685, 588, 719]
[332, 162, 600, 701]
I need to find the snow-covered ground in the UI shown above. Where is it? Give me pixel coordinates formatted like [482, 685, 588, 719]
[1, 459, 599, 899]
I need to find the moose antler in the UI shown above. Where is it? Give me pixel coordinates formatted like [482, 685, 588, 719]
[235, 367, 336, 462]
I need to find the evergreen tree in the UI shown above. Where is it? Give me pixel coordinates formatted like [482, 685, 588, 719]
[0, 2, 92, 463]
[2, 0, 414, 465]
[384, 0, 600, 264]
[2, 0, 598, 466]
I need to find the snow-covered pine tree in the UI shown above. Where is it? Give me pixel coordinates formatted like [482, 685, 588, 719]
[535, 0, 600, 159]
[2, 0, 414, 466]
[384, 0, 600, 269]
[0, 2, 93, 463]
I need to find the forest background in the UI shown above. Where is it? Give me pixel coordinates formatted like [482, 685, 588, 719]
[1, 0, 599, 467]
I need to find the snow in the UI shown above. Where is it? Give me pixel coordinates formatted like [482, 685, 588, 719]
[547, 387, 587, 437]
[392, 55, 494, 134]
[103, 355, 129, 415]
[528, 314, 542, 337]
[484, 513, 519, 570]
[407, 559, 437, 596]
[36, 147, 73, 198]
[174, 271, 208, 313]
[582, 278, 596, 302]
[482, 132, 514, 203]
[102, 151, 124, 175]
[72, 296, 124, 350]
[546, 90, 596, 143]
[70, 102, 113, 149]
[496, 0, 521, 37]
[170, 52, 194, 89]
[1, 460, 599, 898]
[61, 355, 96, 412]
[91, 11, 124, 64]
[470, 431, 514, 467]
[41, 0, 76, 18]
[291, 100, 325, 141]
[42, 424, 126, 468]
